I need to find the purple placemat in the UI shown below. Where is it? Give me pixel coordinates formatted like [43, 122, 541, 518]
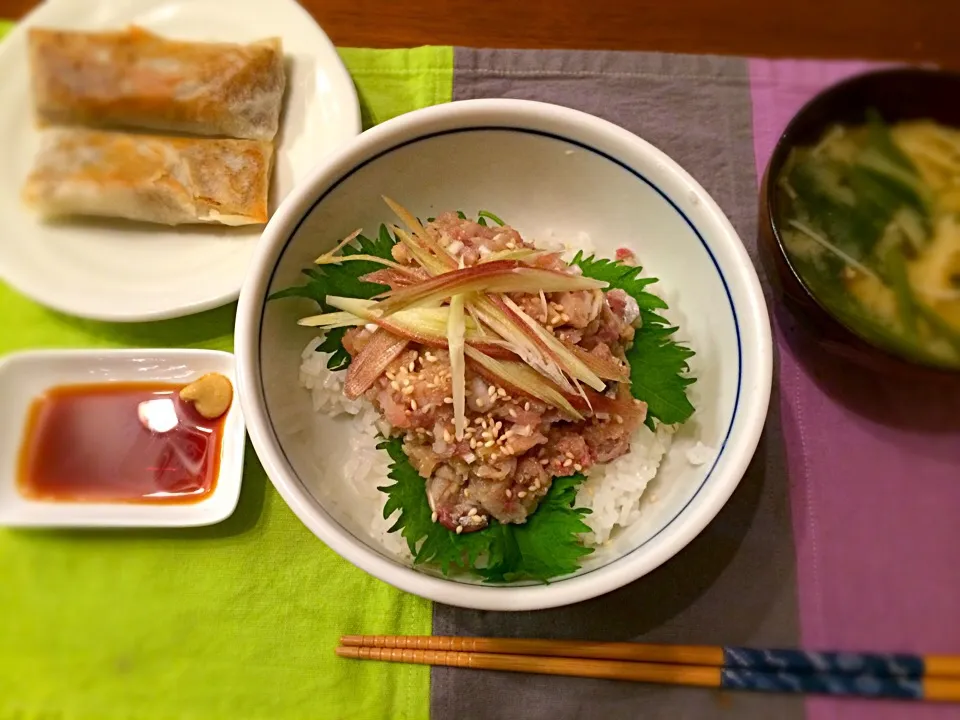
[427, 49, 960, 720]
[750, 58, 960, 720]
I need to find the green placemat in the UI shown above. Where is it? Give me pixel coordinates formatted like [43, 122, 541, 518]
[0, 37, 454, 720]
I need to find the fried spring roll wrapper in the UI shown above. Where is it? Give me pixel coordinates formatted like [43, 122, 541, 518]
[28, 26, 286, 141]
[23, 129, 273, 226]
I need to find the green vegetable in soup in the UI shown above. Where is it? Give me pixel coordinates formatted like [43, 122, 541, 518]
[776, 112, 960, 369]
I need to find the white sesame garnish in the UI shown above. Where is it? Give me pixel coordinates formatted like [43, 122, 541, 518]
[456, 525, 463, 535]
[468, 507, 477, 517]
[431, 511, 438, 523]
[517, 491, 527, 498]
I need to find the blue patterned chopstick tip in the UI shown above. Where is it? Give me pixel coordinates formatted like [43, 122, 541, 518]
[722, 647, 925, 677]
[720, 668, 924, 700]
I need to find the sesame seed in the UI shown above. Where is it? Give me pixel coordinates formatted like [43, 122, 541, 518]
[494, 421, 502, 432]
[481, 431, 492, 440]
[386, 372, 396, 380]
[468, 507, 477, 517]
[574, 463, 583, 471]
[444, 397, 454, 404]
[563, 459, 573, 468]
[402, 385, 414, 395]
[443, 429, 452, 443]
[524, 402, 531, 411]
[614, 414, 623, 424]
[470, 439, 477, 449]
[505, 489, 513, 498]
[390, 381, 400, 391]
[484, 440, 495, 448]
[560, 313, 570, 323]
[474, 417, 483, 425]
[517, 491, 527, 498]
[509, 408, 517, 418]
[402, 378, 410, 387]
[464, 489, 471, 498]
[506, 241, 516, 249]
[487, 385, 496, 397]
[490, 452, 499, 461]
[497, 387, 506, 397]
[408, 361, 415, 372]
[456, 526, 463, 535]
[540, 458, 550, 466]
[431, 512, 438, 523]
[565, 452, 574, 459]
[476, 398, 485, 407]
[410, 399, 418, 411]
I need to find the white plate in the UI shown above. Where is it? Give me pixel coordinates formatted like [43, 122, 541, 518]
[0, 0, 360, 322]
[0, 348, 246, 527]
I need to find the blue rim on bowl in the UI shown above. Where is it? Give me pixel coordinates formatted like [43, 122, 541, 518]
[235, 99, 772, 611]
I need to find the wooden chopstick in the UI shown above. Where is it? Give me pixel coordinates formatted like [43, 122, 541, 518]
[340, 635, 960, 679]
[336, 645, 960, 703]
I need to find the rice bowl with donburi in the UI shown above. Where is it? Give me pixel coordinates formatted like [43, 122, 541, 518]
[271, 198, 704, 582]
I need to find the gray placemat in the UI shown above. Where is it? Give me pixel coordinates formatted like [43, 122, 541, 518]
[429, 48, 800, 720]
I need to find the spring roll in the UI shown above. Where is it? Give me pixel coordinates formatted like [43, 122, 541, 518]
[28, 26, 286, 141]
[23, 129, 273, 226]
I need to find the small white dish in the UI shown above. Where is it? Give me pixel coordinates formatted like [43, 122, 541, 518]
[0, 0, 361, 322]
[0, 348, 245, 528]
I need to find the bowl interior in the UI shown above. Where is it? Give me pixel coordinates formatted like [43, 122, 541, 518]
[764, 68, 960, 372]
[253, 122, 758, 587]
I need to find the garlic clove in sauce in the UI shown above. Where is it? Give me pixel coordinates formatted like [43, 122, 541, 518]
[179, 372, 233, 420]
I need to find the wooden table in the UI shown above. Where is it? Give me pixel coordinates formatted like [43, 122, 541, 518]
[1, 0, 955, 68]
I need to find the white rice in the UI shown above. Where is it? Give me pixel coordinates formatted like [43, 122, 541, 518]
[535, 229, 596, 261]
[298, 339, 681, 553]
[574, 423, 675, 546]
[298, 339, 409, 558]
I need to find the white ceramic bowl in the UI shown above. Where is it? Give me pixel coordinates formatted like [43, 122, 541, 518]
[235, 99, 772, 611]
